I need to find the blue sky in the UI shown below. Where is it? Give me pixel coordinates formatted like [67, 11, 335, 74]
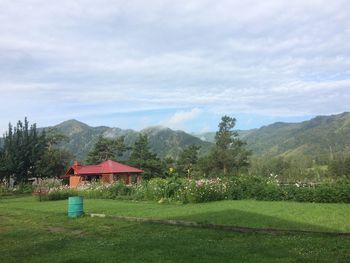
[0, 0, 349, 133]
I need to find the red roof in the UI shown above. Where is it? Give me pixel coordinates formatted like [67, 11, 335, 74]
[100, 160, 143, 173]
[66, 160, 143, 176]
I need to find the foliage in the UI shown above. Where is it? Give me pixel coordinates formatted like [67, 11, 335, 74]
[41, 176, 350, 204]
[41, 187, 78, 201]
[0, 183, 34, 196]
[0, 119, 72, 184]
[0, 184, 12, 196]
[86, 135, 128, 164]
[0, 118, 46, 183]
[206, 115, 251, 176]
[182, 178, 227, 203]
[35, 128, 72, 178]
[249, 156, 332, 183]
[176, 144, 200, 177]
[329, 156, 350, 179]
[128, 134, 165, 179]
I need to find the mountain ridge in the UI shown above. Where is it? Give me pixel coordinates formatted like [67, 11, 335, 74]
[42, 112, 350, 161]
[49, 120, 213, 161]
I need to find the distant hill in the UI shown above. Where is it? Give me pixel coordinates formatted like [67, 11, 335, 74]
[193, 112, 350, 159]
[241, 112, 350, 158]
[49, 120, 213, 161]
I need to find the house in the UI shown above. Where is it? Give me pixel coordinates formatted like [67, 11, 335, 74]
[64, 160, 143, 188]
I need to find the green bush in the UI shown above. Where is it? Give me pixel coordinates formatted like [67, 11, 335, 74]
[291, 186, 314, 202]
[41, 188, 78, 201]
[0, 185, 12, 196]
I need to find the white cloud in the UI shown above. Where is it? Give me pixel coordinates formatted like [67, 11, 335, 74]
[0, 0, 350, 132]
[162, 108, 202, 129]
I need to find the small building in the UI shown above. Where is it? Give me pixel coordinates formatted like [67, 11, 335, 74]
[64, 160, 143, 188]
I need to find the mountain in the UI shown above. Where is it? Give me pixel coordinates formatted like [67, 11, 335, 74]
[242, 112, 350, 158]
[35, 112, 350, 161]
[50, 120, 213, 161]
[193, 112, 350, 159]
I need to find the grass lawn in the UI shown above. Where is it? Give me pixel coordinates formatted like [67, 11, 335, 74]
[0, 197, 349, 262]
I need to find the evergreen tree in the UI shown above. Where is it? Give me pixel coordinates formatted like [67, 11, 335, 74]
[176, 145, 201, 177]
[35, 128, 72, 178]
[86, 135, 128, 164]
[128, 134, 164, 179]
[212, 115, 250, 175]
[0, 118, 47, 184]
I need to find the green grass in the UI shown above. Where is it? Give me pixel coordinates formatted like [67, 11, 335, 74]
[0, 196, 350, 262]
[2, 196, 350, 233]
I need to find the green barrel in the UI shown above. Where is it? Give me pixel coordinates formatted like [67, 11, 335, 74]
[68, 196, 84, 218]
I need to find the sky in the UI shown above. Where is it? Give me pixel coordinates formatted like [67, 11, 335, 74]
[0, 0, 350, 133]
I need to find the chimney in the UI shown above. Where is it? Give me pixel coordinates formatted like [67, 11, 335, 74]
[73, 161, 79, 175]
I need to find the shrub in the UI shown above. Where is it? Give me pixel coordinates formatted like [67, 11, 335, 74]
[182, 179, 227, 203]
[292, 186, 314, 202]
[41, 187, 78, 201]
[38, 176, 350, 204]
[0, 184, 12, 196]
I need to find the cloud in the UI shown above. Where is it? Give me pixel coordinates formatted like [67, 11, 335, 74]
[0, 0, 349, 132]
[162, 108, 202, 129]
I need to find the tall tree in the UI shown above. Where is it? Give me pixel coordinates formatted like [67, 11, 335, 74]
[128, 134, 164, 179]
[176, 145, 201, 177]
[212, 115, 250, 175]
[0, 118, 47, 184]
[35, 128, 72, 178]
[86, 135, 128, 164]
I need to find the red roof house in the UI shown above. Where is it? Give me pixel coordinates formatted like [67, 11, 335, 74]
[64, 160, 143, 188]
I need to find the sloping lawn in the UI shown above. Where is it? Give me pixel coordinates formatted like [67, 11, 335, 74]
[0, 197, 350, 262]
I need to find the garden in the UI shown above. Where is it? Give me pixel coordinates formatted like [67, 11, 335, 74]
[36, 175, 350, 204]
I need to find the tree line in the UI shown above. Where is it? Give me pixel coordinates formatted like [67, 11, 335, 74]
[1, 116, 348, 185]
[0, 116, 250, 183]
[0, 118, 71, 185]
[85, 115, 250, 179]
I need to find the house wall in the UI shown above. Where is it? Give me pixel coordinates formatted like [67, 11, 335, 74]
[101, 173, 113, 183]
[117, 174, 129, 184]
[114, 174, 142, 185]
[73, 173, 141, 185]
[70, 176, 82, 188]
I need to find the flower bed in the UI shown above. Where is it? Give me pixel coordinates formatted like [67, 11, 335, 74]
[38, 176, 350, 204]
